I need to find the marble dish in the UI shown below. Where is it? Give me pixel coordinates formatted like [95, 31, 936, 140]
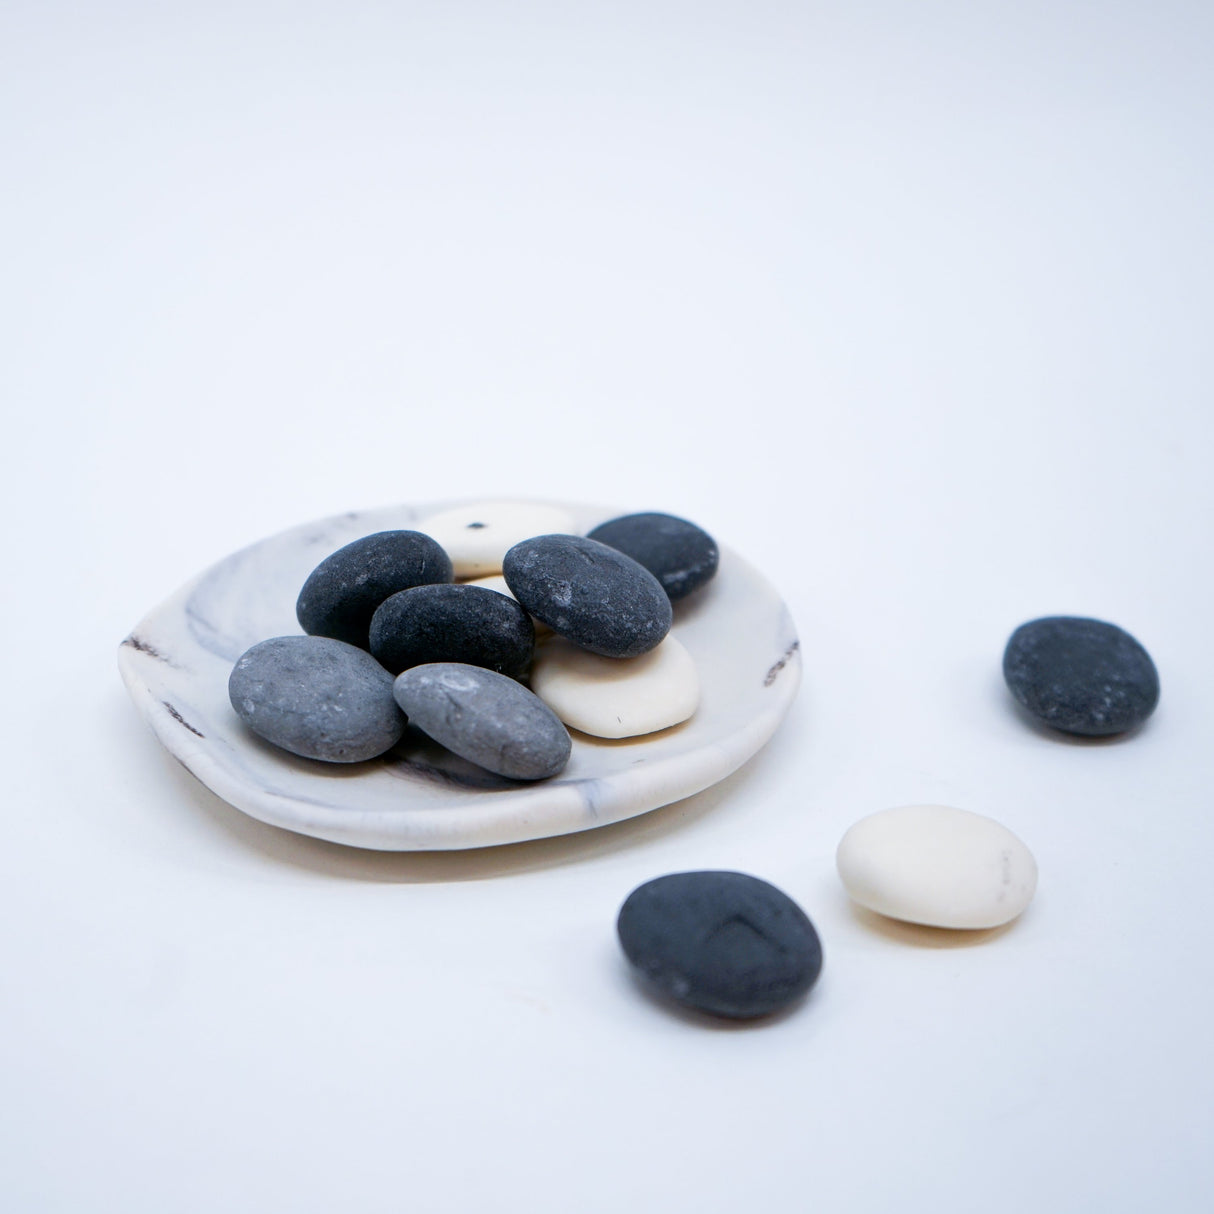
[118, 500, 801, 851]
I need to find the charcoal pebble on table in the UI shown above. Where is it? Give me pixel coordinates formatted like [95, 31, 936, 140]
[368, 583, 534, 677]
[836, 804, 1038, 930]
[296, 530, 453, 650]
[228, 635, 405, 762]
[416, 501, 577, 578]
[1002, 615, 1160, 736]
[587, 512, 719, 601]
[502, 535, 672, 659]
[616, 871, 823, 1020]
[393, 663, 571, 781]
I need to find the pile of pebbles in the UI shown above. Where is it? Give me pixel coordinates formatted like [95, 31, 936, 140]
[228, 502, 719, 779]
[227, 501, 1161, 1024]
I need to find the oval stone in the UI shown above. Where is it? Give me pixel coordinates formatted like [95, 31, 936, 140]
[368, 583, 534, 678]
[228, 635, 405, 762]
[296, 530, 453, 650]
[502, 535, 672, 659]
[465, 574, 552, 636]
[617, 871, 823, 1020]
[531, 634, 699, 738]
[587, 511, 719, 601]
[417, 501, 577, 578]
[393, 663, 571, 781]
[836, 805, 1038, 930]
[1002, 615, 1160, 736]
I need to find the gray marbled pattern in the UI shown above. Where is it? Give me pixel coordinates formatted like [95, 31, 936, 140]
[117, 498, 801, 851]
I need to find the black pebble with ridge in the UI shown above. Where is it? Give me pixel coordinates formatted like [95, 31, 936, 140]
[1002, 615, 1160, 736]
[617, 871, 823, 1020]
[296, 530, 453, 650]
[369, 583, 534, 678]
[502, 534, 672, 658]
[588, 511, 719, 601]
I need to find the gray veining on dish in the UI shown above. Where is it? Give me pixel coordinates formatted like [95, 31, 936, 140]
[118, 499, 801, 850]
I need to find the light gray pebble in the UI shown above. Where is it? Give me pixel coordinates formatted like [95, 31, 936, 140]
[393, 663, 572, 781]
[229, 635, 405, 762]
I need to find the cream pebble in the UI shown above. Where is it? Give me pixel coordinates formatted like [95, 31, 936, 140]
[418, 501, 577, 578]
[836, 805, 1038, 930]
[465, 574, 552, 635]
[530, 634, 699, 739]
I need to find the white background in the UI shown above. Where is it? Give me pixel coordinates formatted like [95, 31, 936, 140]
[2, 2, 1212, 1210]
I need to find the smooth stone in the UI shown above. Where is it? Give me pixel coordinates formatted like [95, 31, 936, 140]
[393, 663, 571, 780]
[368, 583, 534, 678]
[1002, 615, 1160, 736]
[228, 635, 405, 762]
[616, 871, 823, 1020]
[502, 535, 672, 659]
[417, 501, 577, 578]
[530, 634, 698, 738]
[296, 530, 453, 650]
[465, 574, 552, 636]
[587, 512, 719, 601]
[837, 804, 1038, 930]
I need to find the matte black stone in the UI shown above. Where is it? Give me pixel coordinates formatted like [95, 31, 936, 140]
[296, 530, 453, 650]
[229, 635, 405, 762]
[616, 871, 823, 1020]
[502, 535, 672, 658]
[368, 584, 534, 678]
[393, 663, 571, 780]
[1002, 616, 1160, 737]
[588, 512, 719, 601]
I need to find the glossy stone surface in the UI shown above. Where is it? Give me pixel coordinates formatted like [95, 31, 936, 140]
[531, 633, 699, 738]
[417, 500, 576, 578]
[296, 530, 453, 650]
[837, 804, 1038, 930]
[617, 871, 823, 1019]
[1003, 615, 1160, 736]
[368, 583, 534, 677]
[393, 663, 571, 780]
[503, 534, 672, 658]
[588, 511, 719, 601]
[228, 635, 404, 762]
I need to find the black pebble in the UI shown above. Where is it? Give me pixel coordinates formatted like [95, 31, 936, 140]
[296, 530, 453, 650]
[369, 584, 534, 678]
[616, 871, 823, 1020]
[1002, 615, 1160, 736]
[588, 512, 719, 601]
[502, 534, 672, 658]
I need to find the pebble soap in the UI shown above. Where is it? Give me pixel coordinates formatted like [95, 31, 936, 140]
[587, 512, 719, 601]
[531, 634, 699, 738]
[416, 501, 577, 578]
[393, 662, 571, 781]
[836, 805, 1038, 930]
[503, 535, 672, 659]
[1002, 615, 1160, 737]
[229, 636, 406, 762]
[617, 872, 823, 1020]
[296, 531, 453, 650]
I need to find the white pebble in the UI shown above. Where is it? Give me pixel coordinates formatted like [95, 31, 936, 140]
[836, 804, 1038, 930]
[417, 501, 577, 578]
[530, 634, 699, 739]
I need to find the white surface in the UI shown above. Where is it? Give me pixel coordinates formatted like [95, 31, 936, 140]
[2, 2, 1212, 1212]
[836, 804, 1038, 929]
[117, 498, 796, 849]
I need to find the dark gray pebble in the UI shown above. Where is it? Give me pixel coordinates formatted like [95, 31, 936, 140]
[1003, 615, 1160, 736]
[229, 635, 405, 762]
[369, 584, 534, 677]
[393, 663, 571, 780]
[296, 530, 453, 649]
[588, 512, 719, 601]
[617, 871, 823, 1020]
[502, 534, 672, 658]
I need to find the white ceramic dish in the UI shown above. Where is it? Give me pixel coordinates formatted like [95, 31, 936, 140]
[118, 500, 801, 850]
